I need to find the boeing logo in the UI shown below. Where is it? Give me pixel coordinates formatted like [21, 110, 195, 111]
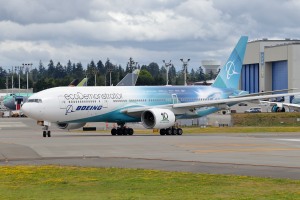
[65, 105, 75, 115]
[65, 105, 103, 115]
[225, 61, 239, 80]
[161, 112, 169, 122]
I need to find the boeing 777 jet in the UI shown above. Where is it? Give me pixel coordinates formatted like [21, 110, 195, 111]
[21, 36, 299, 137]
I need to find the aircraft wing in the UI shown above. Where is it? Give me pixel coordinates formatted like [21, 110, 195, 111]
[229, 88, 298, 98]
[122, 92, 300, 115]
[260, 101, 300, 108]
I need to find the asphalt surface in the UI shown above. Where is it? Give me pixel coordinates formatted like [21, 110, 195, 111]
[1, 118, 300, 180]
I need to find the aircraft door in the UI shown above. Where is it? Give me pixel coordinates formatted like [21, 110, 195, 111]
[58, 96, 66, 109]
[172, 94, 179, 104]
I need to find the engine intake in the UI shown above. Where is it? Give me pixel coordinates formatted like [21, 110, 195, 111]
[271, 104, 286, 112]
[141, 108, 175, 129]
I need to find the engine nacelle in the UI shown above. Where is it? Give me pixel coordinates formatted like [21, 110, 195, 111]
[56, 122, 86, 130]
[141, 108, 175, 129]
[271, 104, 286, 112]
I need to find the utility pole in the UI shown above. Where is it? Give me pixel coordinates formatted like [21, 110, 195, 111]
[163, 60, 172, 85]
[180, 59, 190, 86]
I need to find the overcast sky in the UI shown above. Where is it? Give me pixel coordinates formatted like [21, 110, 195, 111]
[1, 0, 299, 72]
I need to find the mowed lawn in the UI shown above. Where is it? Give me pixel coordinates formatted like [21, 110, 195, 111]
[0, 166, 300, 200]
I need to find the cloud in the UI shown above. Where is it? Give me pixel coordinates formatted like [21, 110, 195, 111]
[0, 0, 299, 71]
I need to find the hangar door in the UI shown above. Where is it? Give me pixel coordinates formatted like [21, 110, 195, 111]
[272, 61, 288, 91]
[241, 64, 259, 93]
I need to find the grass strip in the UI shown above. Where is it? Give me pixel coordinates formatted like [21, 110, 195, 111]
[0, 166, 300, 200]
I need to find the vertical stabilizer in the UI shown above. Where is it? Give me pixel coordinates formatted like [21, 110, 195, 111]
[212, 36, 248, 89]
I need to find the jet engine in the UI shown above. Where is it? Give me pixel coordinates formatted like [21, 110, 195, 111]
[141, 108, 175, 129]
[56, 122, 86, 130]
[271, 103, 286, 112]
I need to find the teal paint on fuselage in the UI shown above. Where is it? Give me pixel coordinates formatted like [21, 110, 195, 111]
[3, 93, 33, 110]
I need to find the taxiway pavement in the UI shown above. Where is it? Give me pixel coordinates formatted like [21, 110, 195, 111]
[1, 118, 300, 179]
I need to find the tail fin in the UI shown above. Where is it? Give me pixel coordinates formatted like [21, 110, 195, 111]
[212, 36, 248, 89]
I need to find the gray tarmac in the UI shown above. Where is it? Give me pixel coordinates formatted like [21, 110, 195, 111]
[1, 118, 300, 180]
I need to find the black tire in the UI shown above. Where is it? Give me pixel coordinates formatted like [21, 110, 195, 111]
[177, 128, 183, 135]
[123, 128, 129, 135]
[166, 128, 172, 135]
[111, 128, 117, 135]
[171, 128, 177, 135]
[160, 129, 166, 135]
[128, 128, 134, 135]
[117, 128, 123, 135]
[43, 131, 46, 137]
[47, 131, 51, 137]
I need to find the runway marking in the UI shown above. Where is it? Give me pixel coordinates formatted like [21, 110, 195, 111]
[177, 143, 274, 148]
[0, 122, 27, 128]
[177, 143, 300, 154]
[275, 139, 300, 142]
[193, 148, 300, 154]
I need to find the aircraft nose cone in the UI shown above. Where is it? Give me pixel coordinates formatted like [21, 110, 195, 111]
[21, 103, 30, 117]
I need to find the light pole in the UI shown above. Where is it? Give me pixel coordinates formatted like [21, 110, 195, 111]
[9, 67, 14, 93]
[15, 66, 24, 94]
[107, 64, 114, 86]
[23, 63, 32, 96]
[163, 60, 172, 85]
[180, 59, 190, 86]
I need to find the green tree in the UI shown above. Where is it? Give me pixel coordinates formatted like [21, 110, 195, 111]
[47, 60, 55, 78]
[136, 69, 154, 85]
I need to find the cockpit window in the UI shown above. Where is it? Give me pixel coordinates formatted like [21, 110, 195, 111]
[28, 99, 42, 103]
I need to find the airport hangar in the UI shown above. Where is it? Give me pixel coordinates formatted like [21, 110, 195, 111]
[241, 38, 300, 94]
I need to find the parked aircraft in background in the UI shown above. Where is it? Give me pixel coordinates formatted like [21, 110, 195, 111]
[117, 69, 140, 86]
[21, 36, 300, 137]
[261, 95, 300, 112]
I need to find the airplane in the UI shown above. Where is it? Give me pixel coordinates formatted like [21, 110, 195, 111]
[260, 95, 300, 112]
[3, 93, 33, 110]
[21, 36, 300, 137]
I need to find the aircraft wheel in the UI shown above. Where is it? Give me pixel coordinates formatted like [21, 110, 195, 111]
[116, 128, 122, 135]
[160, 129, 166, 135]
[171, 128, 177, 135]
[43, 131, 47, 137]
[177, 128, 183, 135]
[47, 131, 51, 137]
[123, 128, 129, 135]
[111, 128, 117, 135]
[166, 128, 172, 135]
[128, 128, 134, 135]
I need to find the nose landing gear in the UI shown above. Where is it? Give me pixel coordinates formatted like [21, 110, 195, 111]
[42, 125, 51, 137]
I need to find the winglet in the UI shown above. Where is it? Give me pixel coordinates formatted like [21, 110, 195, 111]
[212, 36, 248, 89]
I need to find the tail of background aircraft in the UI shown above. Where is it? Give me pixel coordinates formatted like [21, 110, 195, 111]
[212, 36, 248, 89]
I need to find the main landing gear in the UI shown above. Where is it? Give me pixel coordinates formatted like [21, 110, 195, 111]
[159, 127, 183, 135]
[111, 122, 134, 136]
[42, 125, 51, 137]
